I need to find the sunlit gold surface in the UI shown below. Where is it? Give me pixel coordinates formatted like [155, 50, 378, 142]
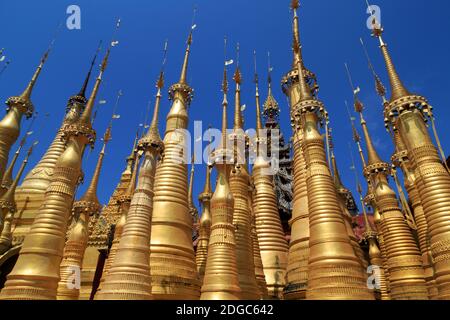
[0, 50, 46, 181]
[57, 127, 109, 300]
[248, 179, 268, 299]
[0, 49, 109, 300]
[97, 69, 165, 300]
[284, 131, 309, 300]
[228, 65, 260, 300]
[358, 110, 428, 300]
[200, 68, 241, 300]
[331, 153, 368, 272]
[0, 146, 32, 254]
[371, 25, 450, 299]
[391, 130, 438, 298]
[13, 52, 97, 245]
[196, 164, 212, 284]
[149, 31, 200, 299]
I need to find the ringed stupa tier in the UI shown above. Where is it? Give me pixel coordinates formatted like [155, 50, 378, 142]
[13, 47, 99, 246]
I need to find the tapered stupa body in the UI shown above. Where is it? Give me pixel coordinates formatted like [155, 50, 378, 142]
[13, 55, 96, 245]
[196, 165, 212, 284]
[97, 152, 157, 300]
[252, 154, 288, 299]
[0, 51, 46, 181]
[358, 112, 428, 300]
[79, 152, 135, 300]
[97, 77, 165, 300]
[98, 200, 129, 287]
[331, 154, 368, 272]
[284, 130, 309, 300]
[248, 179, 268, 299]
[150, 34, 200, 299]
[57, 131, 108, 300]
[373, 25, 450, 299]
[391, 130, 438, 298]
[281, 5, 311, 300]
[228, 68, 260, 300]
[302, 112, 372, 300]
[0, 50, 108, 300]
[200, 160, 241, 300]
[200, 66, 241, 300]
[0, 146, 32, 254]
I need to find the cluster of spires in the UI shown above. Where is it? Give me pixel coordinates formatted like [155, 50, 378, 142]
[0, 0, 449, 300]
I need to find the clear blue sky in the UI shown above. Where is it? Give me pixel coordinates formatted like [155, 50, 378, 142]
[1, 0, 449, 213]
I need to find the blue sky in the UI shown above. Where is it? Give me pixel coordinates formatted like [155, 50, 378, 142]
[1, 0, 449, 213]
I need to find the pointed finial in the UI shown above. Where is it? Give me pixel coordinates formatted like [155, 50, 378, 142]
[291, 5, 313, 102]
[79, 125, 111, 205]
[220, 42, 229, 152]
[233, 43, 243, 130]
[79, 19, 119, 126]
[291, 0, 300, 65]
[78, 41, 102, 98]
[331, 151, 345, 190]
[360, 38, 387, 103]
[366, 2, 410, 101]
[263, 52, 280, 117]
[346, 100, 367, 168]
[267, 51, 272, 90]
[0, 142, 36, 212]
[129, 131, 139, 161]
[6, 24, 61, 118]
[344, 63, 364, 113]
[233, 43, 242, 85]
[179, 7, 197, 85]
[20, 23, 61, 101]
[108, 90, 123, 128]
[345, 64, 384, 166]
[254, 51, 263, 133]
[124, 151, 140, 197]
[139, 42, 168, 153]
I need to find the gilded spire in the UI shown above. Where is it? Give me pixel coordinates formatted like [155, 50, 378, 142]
[291, 0, 301, 66]
[369, 19, 410, 101]
[233, 43, 243, 130]
[179, 7, 196, 85]
[79, 126, 111, 205]
[0, 143, 34, 221]
[220, 41, 229, 152]
[200, 53, 241, 300]
[331, 151, 345, 191]
[0, 128, 31, 195]
[263, 52, 280, 115]
[345, 63, 383, 166]
[0, 144, 33, 253]
[79, 47, 110, 125]
[360, 38, 388, 104]
[6, 37, 54, 117]
[76, 41, 102, 100]
[291, 1, 313, 102]
[139, 41, 167, 152]
[124, 150, 139, 198]
[253, 51, 263, 133]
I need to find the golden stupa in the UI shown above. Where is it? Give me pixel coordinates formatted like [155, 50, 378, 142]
[0, 0, 448, 302]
